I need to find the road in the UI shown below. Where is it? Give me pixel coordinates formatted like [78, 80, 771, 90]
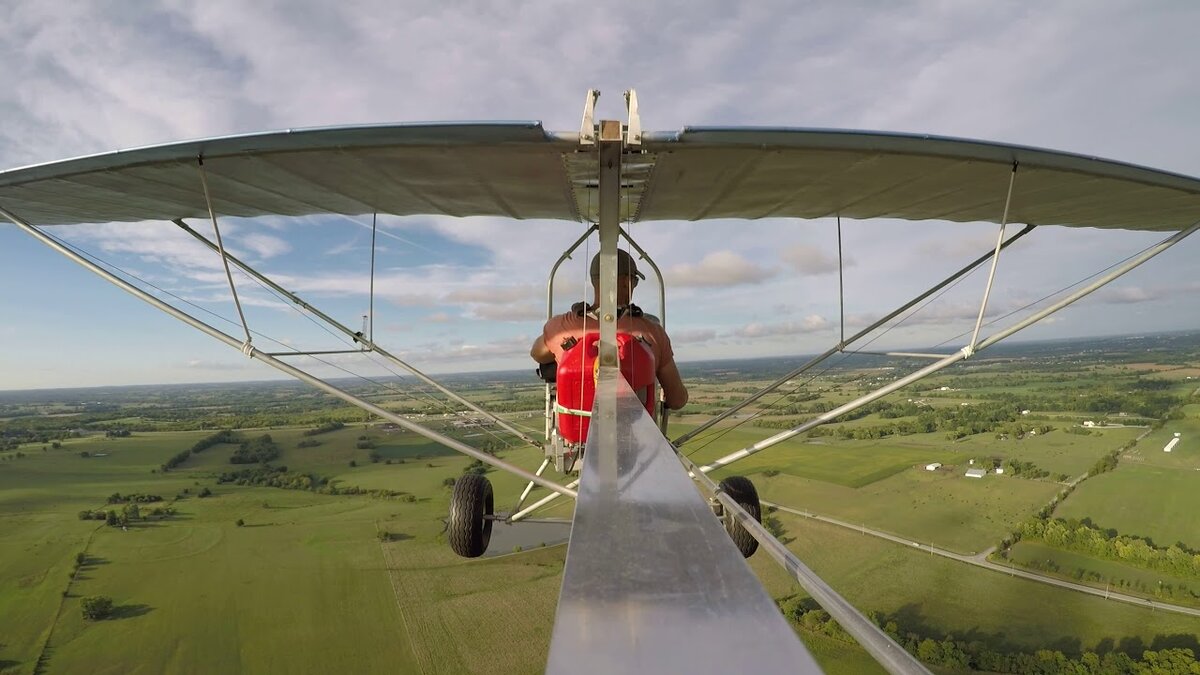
[762, 500, 1200, 619]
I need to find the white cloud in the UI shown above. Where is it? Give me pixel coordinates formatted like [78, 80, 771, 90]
[780, 244, 848, 275]
[666, 251, 776, 288]
[671, 328, 718, 344]
[445, 285, 537, 304]
[468, 304, 544, 322]
[732, 315, 830, 338]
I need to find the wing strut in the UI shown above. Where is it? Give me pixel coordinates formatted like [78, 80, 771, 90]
[0, 204, 574, 498]
[697, 218, 1200, 474]
[170, 218, 544, 449]
[673, 223, 1036, 446]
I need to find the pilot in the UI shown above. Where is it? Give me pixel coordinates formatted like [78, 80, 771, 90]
[530, 249, 688, 410]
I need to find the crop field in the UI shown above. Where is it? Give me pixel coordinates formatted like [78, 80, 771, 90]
[676, 424, 975, 488]
[1006, 541, 1200, 606]
[777, 513, 1200, 654]
[756, 469, 1059, 553]
[948, 425, 1142, 478]
[1054, 463, 1200, 550]
[3, 333, 1199, 673]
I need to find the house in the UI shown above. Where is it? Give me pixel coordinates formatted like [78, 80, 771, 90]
[965, 468, 987, 478]
[995, 467, 1004, 475]
[925, 463, 942, 471]
[1083, 421, 1096, 428]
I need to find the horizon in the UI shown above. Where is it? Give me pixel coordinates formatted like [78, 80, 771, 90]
[3, 3, 1199, 390]
[2, 328, 1190, 396]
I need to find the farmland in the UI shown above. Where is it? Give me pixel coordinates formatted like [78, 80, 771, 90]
[1, 331, 1199, 673]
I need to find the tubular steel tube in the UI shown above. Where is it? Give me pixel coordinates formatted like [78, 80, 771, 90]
[697, 219, 1200, 475]
[672, 223, 1035, 447]
[2, 206, 575, 500]
[976, 220, 1200, 351]
[544, 224, 599, 440]
[511, 458, 551, 514]
[172, 219, 543, 449]
[698, 349, 969, 473]
[677, 452, 932, 675]
[618, 226, 666, 327]
[510, 478, 581, 522]
[969, 167, 1018, 351]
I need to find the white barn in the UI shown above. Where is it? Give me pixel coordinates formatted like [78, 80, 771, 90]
[965, 468, 987, 479]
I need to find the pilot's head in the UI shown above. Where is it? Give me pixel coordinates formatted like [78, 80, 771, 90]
[589, 250, 645, 305]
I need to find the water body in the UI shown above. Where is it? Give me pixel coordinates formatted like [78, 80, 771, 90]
[484, 520, 571, 557]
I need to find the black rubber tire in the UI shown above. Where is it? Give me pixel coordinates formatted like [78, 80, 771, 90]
[720, 476, 761, 558]
[448, 473, 493, 558]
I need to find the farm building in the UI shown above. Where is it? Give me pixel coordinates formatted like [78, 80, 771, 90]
[965, 468, 987, 479]
[1164, 437, 1180, 453]
[995, 467, 1004, 475]
[1083, 421, 1096, 428]
[925, 463, 942, 471]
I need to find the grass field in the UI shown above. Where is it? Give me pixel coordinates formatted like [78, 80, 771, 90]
[755, 469, 1059, 553]
[1006, 541, 1200, 606]
[949, 425, 1143, 478]
[1054, 463, 1200, 549]
[2, 370, 1197, 675]
[775, 513, 1200, 655]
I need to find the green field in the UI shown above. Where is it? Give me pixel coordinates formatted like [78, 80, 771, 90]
[776, 513, 1200, 654]
[1007, 540, 1200, 606]
[756, 469, 1059, 553]
[1054, 463, 1200, 550]
[3, 339, 1198, 674]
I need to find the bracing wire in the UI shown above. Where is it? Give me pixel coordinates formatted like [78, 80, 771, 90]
[47, 227, 523, 450]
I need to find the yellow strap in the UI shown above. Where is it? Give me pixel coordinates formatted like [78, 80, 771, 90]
[554, 402, 592, 418]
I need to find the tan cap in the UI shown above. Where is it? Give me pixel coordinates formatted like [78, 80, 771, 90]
[589, 249, 646, 280]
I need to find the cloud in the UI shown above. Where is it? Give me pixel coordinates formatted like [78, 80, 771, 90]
[671, 328, 718, 344]
[1092, 283, 1200, 305]
[468, 304, 544, 322]
[445, 285, 537, 304]
[425, 312, 453, 323]
[780, 244, 848, 275]
[236, 232, 291, 260]
[666, 251, 776, 288]
[732, 315, 830, 338]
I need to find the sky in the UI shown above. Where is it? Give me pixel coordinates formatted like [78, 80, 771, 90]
[2, 1, 1199, 391]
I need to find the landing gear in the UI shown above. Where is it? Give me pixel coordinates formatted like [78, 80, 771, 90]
[718, 476, 761, 558]
[448, 473, 494, 558]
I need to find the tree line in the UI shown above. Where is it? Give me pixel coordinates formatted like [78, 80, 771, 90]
[778, 595, 1200, 674]
[1018, 516, 1200, 581]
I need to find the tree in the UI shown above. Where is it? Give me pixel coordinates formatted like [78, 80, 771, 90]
[198, 487, 212, 498]
[235, 518, 245, 527]
[105, 510, 118, 526]
[81, 595, 113, 620]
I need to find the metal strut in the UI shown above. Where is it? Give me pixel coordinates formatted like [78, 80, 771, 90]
[677, 451, 931, 675]
[697, 219, 1200, 474]
[0, 204, 574, 499]
[673, 223, 1037, 447]
[197, 158, 253, 349]
[171, 218, 544, 450]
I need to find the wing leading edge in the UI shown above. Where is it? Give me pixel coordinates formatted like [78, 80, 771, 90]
[2, 122, 1199, 231]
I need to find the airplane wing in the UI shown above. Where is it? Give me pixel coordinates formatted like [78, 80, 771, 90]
[2, 124, 1199, 230]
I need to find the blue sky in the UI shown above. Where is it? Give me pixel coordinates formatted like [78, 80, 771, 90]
[2, 1, 1199, 390]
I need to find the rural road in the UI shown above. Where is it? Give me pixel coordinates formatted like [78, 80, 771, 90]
[762, 500, 1200, 619]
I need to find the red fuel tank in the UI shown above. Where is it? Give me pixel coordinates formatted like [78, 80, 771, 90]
[555, 333, 657, 445]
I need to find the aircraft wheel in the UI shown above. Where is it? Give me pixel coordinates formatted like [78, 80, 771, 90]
[448, 473, 493, 558]
[719, 476, 761, 558]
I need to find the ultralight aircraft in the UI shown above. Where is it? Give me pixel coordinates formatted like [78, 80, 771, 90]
[2, 90, 1197, 674]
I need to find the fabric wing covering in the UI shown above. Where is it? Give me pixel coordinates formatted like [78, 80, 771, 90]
[1, 122, 1199, 232]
